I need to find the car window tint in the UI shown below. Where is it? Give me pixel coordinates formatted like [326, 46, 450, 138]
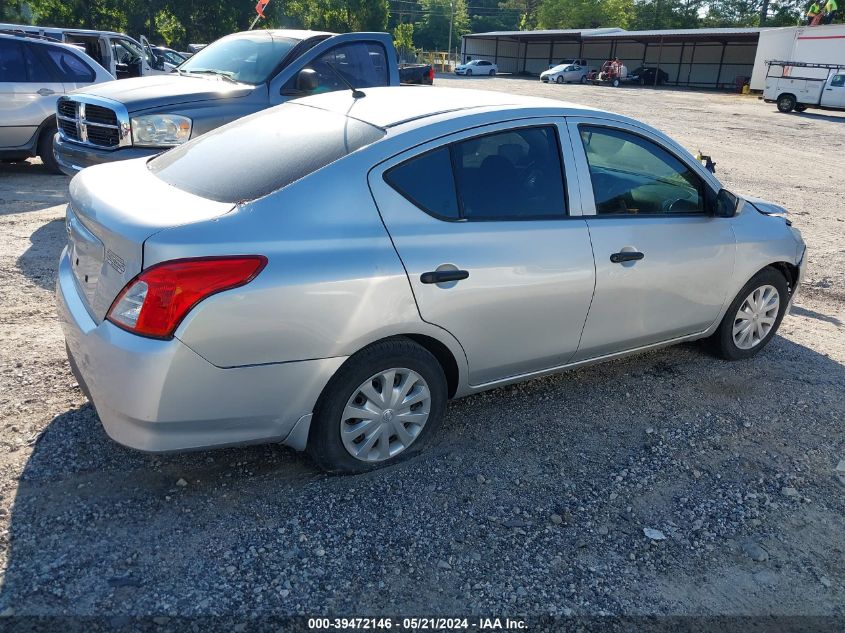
[0, 40, 27, 82]
[384, 148, 458, 219]
[43, 47, 95, 82]
[23, 44, 54, 82]
[454, 126, 566, 220]
[579, 126, 704, 215]
[304, 41, 389, 93]
[149, 102, 385, 203]
[832, 74, 845, 88]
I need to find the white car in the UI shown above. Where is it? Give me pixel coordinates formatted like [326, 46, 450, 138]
[541, 63, 590, 84]
[454, 59, 497, 76]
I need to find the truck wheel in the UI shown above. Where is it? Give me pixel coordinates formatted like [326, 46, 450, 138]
[581, 75, 587, 84]
[37, 126, 62, 175]
[794, 104, 807, 112]
[777, 94, 796, 113]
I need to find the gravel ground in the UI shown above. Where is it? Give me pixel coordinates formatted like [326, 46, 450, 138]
[0, 79, 843, 623]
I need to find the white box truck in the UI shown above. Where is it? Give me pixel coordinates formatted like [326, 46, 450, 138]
[750, 24, 845, 91]
[762, 60, 845, 112]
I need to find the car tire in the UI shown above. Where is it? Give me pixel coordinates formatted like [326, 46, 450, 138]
[489, 69, 495, 76]
[612, 78, 620, 87]
[580, 75, 587, 84]
[466, 69, 472, 76]
[37, 126, 62, 175]
[556, 75, 564, 84]
[777, 94, 796, 113]
[709, 268, 790, 361]
[307, 337, 448, 474]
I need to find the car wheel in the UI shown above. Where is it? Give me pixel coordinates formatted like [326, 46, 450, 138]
[37, 126, 62, 175]
[612, 78, 620, 87]
[794, 104, 807, 112]
[489, 69, 495, 76]
[466, 69, 472, 76]
[580, 75, 587, 84]
[777, 94, 796, 113]
[709, 268, 789, 361]
[307, 337, 448, 474]
[555, 75, 564, 84]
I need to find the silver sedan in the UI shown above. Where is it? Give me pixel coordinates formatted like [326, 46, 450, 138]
[56, 86, 806, 473]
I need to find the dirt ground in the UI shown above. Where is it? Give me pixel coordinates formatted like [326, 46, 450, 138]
[0, 80, 843, 623]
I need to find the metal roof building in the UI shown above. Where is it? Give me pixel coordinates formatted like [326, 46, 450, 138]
[461, 27, 765, 88]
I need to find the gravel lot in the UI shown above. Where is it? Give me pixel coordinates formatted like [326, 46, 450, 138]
[0, 78, 843, 623]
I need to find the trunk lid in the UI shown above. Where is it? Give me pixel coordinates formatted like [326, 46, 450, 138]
[66, 158, 235, 322]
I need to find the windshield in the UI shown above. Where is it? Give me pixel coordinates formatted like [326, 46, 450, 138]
[179, 32, 300, 84]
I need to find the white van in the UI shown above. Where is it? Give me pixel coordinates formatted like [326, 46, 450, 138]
[763, 60, 845, 113]
[0, 24, 170, 79]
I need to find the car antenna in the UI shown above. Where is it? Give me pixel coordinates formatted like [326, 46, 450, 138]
[326, 61, 365, 99]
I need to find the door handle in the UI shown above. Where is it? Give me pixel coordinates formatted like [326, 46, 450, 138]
[420, 269, 469, 284]
[37, 88, 56, 96]
[610, 251, 645, 264]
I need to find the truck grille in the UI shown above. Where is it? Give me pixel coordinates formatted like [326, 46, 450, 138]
[56, 98, 128, 149]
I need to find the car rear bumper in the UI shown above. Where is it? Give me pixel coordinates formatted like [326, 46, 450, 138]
[56, 247, 345, 452]
[53, 133, 162, 176]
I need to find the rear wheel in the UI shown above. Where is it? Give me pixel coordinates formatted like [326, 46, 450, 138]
[37, 126, 62, 174]
[777, 94, 796, 113]
[307, 338, 448, 474]
[612, 78, 620, 87]
[709, 268, 789, 360]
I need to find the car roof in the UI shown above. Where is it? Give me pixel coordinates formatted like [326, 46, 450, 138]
[0, 32, 87, 51]
[295, 86, 606, 129]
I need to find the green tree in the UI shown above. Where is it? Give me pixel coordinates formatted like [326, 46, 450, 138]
[499, 0, 542, 29]
[393, 22, 416, 58]
[631, 0, 705, 28]
[414, 0, 469, 50]
[537, 0, 634, 28]
[154, 7, 186, 47]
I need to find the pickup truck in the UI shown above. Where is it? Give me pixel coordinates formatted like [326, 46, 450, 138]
[54, 30, 421, 175]
[763, 60, 845, 113]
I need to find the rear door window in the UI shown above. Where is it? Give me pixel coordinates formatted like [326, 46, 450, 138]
[0, 40, 27, 82]
[42, 46, 96, 82]
[385, 125, 568, 221]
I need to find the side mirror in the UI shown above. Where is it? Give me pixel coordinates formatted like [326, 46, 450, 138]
[296, 68, 319, 93]
[713, 189, 739, 218]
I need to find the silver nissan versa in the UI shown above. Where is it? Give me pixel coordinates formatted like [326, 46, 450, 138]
[56, 87, 806, 473]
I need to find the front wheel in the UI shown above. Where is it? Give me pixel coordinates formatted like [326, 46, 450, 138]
[307, 338, 448, 474]
[466, 69, 472, 76]
[489, 69, 495, 76]
[555, 75, 564, 84]
[777, 94, 796, 113]
[709, 268, 789, 360]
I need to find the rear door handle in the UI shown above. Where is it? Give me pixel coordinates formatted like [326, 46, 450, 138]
[420, 269, 469, 284]
[37, 88, 56, 96]
[610, 251, 645, 264]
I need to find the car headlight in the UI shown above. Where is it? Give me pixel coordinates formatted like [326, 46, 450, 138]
[131, 114, 191, 147]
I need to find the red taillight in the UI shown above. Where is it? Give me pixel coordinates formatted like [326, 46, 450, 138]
[428, 66, 435, 83]
[107, 256, 267, 339]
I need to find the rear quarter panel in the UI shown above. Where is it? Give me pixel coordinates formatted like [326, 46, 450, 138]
[145, 153, 463, 371]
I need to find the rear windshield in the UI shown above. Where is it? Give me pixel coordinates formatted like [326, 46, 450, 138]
[148, 103, 385, 203]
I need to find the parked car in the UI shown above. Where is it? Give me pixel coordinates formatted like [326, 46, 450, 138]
[151, 45, 188, 68]
[540, 63, 591, 84]
[0, 23, 168, 79]
[454, 59, 497, 76]
[548, 58, 588, 70]
[628, 65, 669, 86]
[53, 30, 408, 175]
[57, 86, 806, 473]
[0, 32, 112, 172]
[398, 63, 434, 85]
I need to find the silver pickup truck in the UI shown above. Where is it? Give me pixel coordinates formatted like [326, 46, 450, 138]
[54, 29, 406, 175]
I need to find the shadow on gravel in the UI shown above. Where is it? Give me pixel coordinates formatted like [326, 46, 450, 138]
[16, 219, 66, 290]
[790, 304, 843, 328]
[1, 336, 844, 618]
[0, 160, 69, 216]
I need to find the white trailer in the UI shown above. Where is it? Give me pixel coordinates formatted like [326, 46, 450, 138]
[750, 24, 845, 91]
[762, 60, 845, 112]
